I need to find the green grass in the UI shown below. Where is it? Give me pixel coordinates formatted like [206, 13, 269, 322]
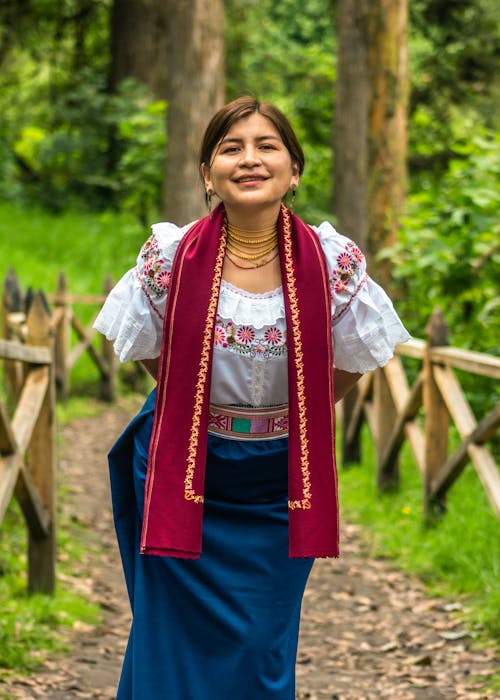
[0, 201, 145, 294]
[0, 200, 150, 396]
[338, 428, 500, 642]
[0, 498, 101, 674]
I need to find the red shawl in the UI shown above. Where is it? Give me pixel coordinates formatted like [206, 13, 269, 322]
[140, 203, 338, 559]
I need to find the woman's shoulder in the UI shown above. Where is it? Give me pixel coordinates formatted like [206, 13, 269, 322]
[311, 220, 366, 284]
[149, 220, 193, 249]
[312, 220, 363, 253]
[139, 219, 198, 266]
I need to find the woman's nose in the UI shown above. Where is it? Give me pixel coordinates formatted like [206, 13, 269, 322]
[239, 146, 261, 166]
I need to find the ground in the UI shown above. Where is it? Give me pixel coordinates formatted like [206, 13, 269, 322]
[0, 401, 497, 699]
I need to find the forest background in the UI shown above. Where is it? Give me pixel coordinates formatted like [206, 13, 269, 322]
[0, 0, 498, 356]
[0, 0, 499, 679]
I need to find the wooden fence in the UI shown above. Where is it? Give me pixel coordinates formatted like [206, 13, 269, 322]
[3, 270, 118, 401]
[0, 293, 56, 593]
[342, 307, 500, 521]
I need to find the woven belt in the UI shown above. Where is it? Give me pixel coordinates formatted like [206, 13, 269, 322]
[208, 404, 289, 441]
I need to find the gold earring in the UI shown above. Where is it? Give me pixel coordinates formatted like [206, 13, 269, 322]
[206, 188, 214, 214]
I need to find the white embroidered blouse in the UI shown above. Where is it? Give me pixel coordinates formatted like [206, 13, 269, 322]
[94, 221, 410, 407]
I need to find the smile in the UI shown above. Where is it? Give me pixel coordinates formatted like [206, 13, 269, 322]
[234, 176, 268, 183]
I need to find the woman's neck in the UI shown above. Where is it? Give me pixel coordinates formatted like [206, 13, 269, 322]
[224, 203, 281, 234]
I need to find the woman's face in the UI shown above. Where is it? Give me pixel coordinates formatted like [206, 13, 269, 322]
[201, 112, 300, 216]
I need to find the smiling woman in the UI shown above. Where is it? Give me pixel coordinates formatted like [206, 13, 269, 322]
[93, 96, 410, 699]
[201, 113, 300, 223]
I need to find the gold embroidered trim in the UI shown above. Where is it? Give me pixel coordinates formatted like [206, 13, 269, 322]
[281, 205, 312, 510]
[184, 221, 228, 502]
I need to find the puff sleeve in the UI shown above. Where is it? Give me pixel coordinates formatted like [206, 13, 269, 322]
[93, 222, 186, 362]
[315, 221, 410, 373]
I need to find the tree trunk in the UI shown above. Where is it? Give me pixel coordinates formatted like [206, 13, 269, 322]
[109, 0, 168, 98]
[366, 0, 409, 286]
[163, 0, 225, 225]
[332, 0, 370, 250]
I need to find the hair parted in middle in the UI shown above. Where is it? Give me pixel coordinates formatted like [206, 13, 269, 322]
[199, 96, 305, 181]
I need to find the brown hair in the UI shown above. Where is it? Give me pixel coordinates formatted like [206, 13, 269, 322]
[199, 97, 305, 189]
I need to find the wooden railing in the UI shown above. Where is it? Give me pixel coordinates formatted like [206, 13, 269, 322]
[3, 270, 118, 401]
[342, 307, 500, 520]
[0, 293, 56, 593]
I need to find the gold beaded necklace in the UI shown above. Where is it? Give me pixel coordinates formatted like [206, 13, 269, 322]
[226, 221, 278, 264]
[226, 240, 278, 260]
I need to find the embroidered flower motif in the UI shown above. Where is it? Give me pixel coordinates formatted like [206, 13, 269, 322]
[214, 325, 227, 348]
[214, 317, 287, 358]
[334, 279, 349, 294]
[137, 234, 171, 297]
[331, 241, 365, 297]
[337, 251, 353, 272]
[351, 245, 364, 264]
[236, 326, 255, 344]
[143, 255, 157, 274]
[157, 270, 171, 289]
[264, 326, 283, 345]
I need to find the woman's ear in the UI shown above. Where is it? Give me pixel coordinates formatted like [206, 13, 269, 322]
[291, 162, 300, 190]
[201, 163, 212, 190]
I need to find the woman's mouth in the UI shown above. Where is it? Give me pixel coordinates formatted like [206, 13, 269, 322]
[234, 176, 267, 185]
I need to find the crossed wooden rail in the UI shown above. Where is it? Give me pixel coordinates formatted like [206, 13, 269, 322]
[0, 294, 56, 593]
[3, 270, 118, 401]
[343, 307, 500, 520]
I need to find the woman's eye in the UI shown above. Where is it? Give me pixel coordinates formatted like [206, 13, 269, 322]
[222, 146, 239, 154]
[260, 144, 276, 150]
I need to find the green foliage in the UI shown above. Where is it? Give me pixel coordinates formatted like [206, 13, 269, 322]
[339, 429, 500, 641]
[386, 115, 500, 354]
[1, 62, 165, 219]
[409, 0, 500, 139]
[225, 0, 336, 222]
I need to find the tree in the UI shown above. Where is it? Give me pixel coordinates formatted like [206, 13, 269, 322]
[333, 0, 408, 285]
[163, 0, 225, 224]
[366, 0, 409, 285]
[332, 0, 370, 250]
[333, 0, 408, 465]
[108, 0, 168, 98]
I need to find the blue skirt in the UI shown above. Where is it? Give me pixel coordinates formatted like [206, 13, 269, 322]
[109, 391, 314, 699]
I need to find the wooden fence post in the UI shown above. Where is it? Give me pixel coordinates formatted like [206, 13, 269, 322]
[341, 388, 362, 465]
[54, 272, 70, 400]
[100, 275, 116, 402]
[25, 293, 56, 593]
[2, 270, 24, 400]
[374, 367, 399, 490]
[423, 307, 449, 520]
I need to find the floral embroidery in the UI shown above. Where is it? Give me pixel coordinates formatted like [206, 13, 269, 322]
[214, 324, 228, 348]
[138, 234, 171, 297]
[216, 317, 287, 358]
[264, 326, 283, 345]
[236, 326, 255, 344]
[330, 241, 364, 297]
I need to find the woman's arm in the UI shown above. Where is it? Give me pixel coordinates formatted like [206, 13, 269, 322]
[141, 358, 159, 381]
[334, 369, 362, 403]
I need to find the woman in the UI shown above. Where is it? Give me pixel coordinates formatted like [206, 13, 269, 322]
[94, 96, 409, 699]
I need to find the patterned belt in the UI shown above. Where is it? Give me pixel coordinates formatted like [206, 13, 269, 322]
[208, 404, 289, 441]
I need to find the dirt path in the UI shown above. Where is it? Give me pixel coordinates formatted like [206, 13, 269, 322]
[1, 403, 497, 699]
